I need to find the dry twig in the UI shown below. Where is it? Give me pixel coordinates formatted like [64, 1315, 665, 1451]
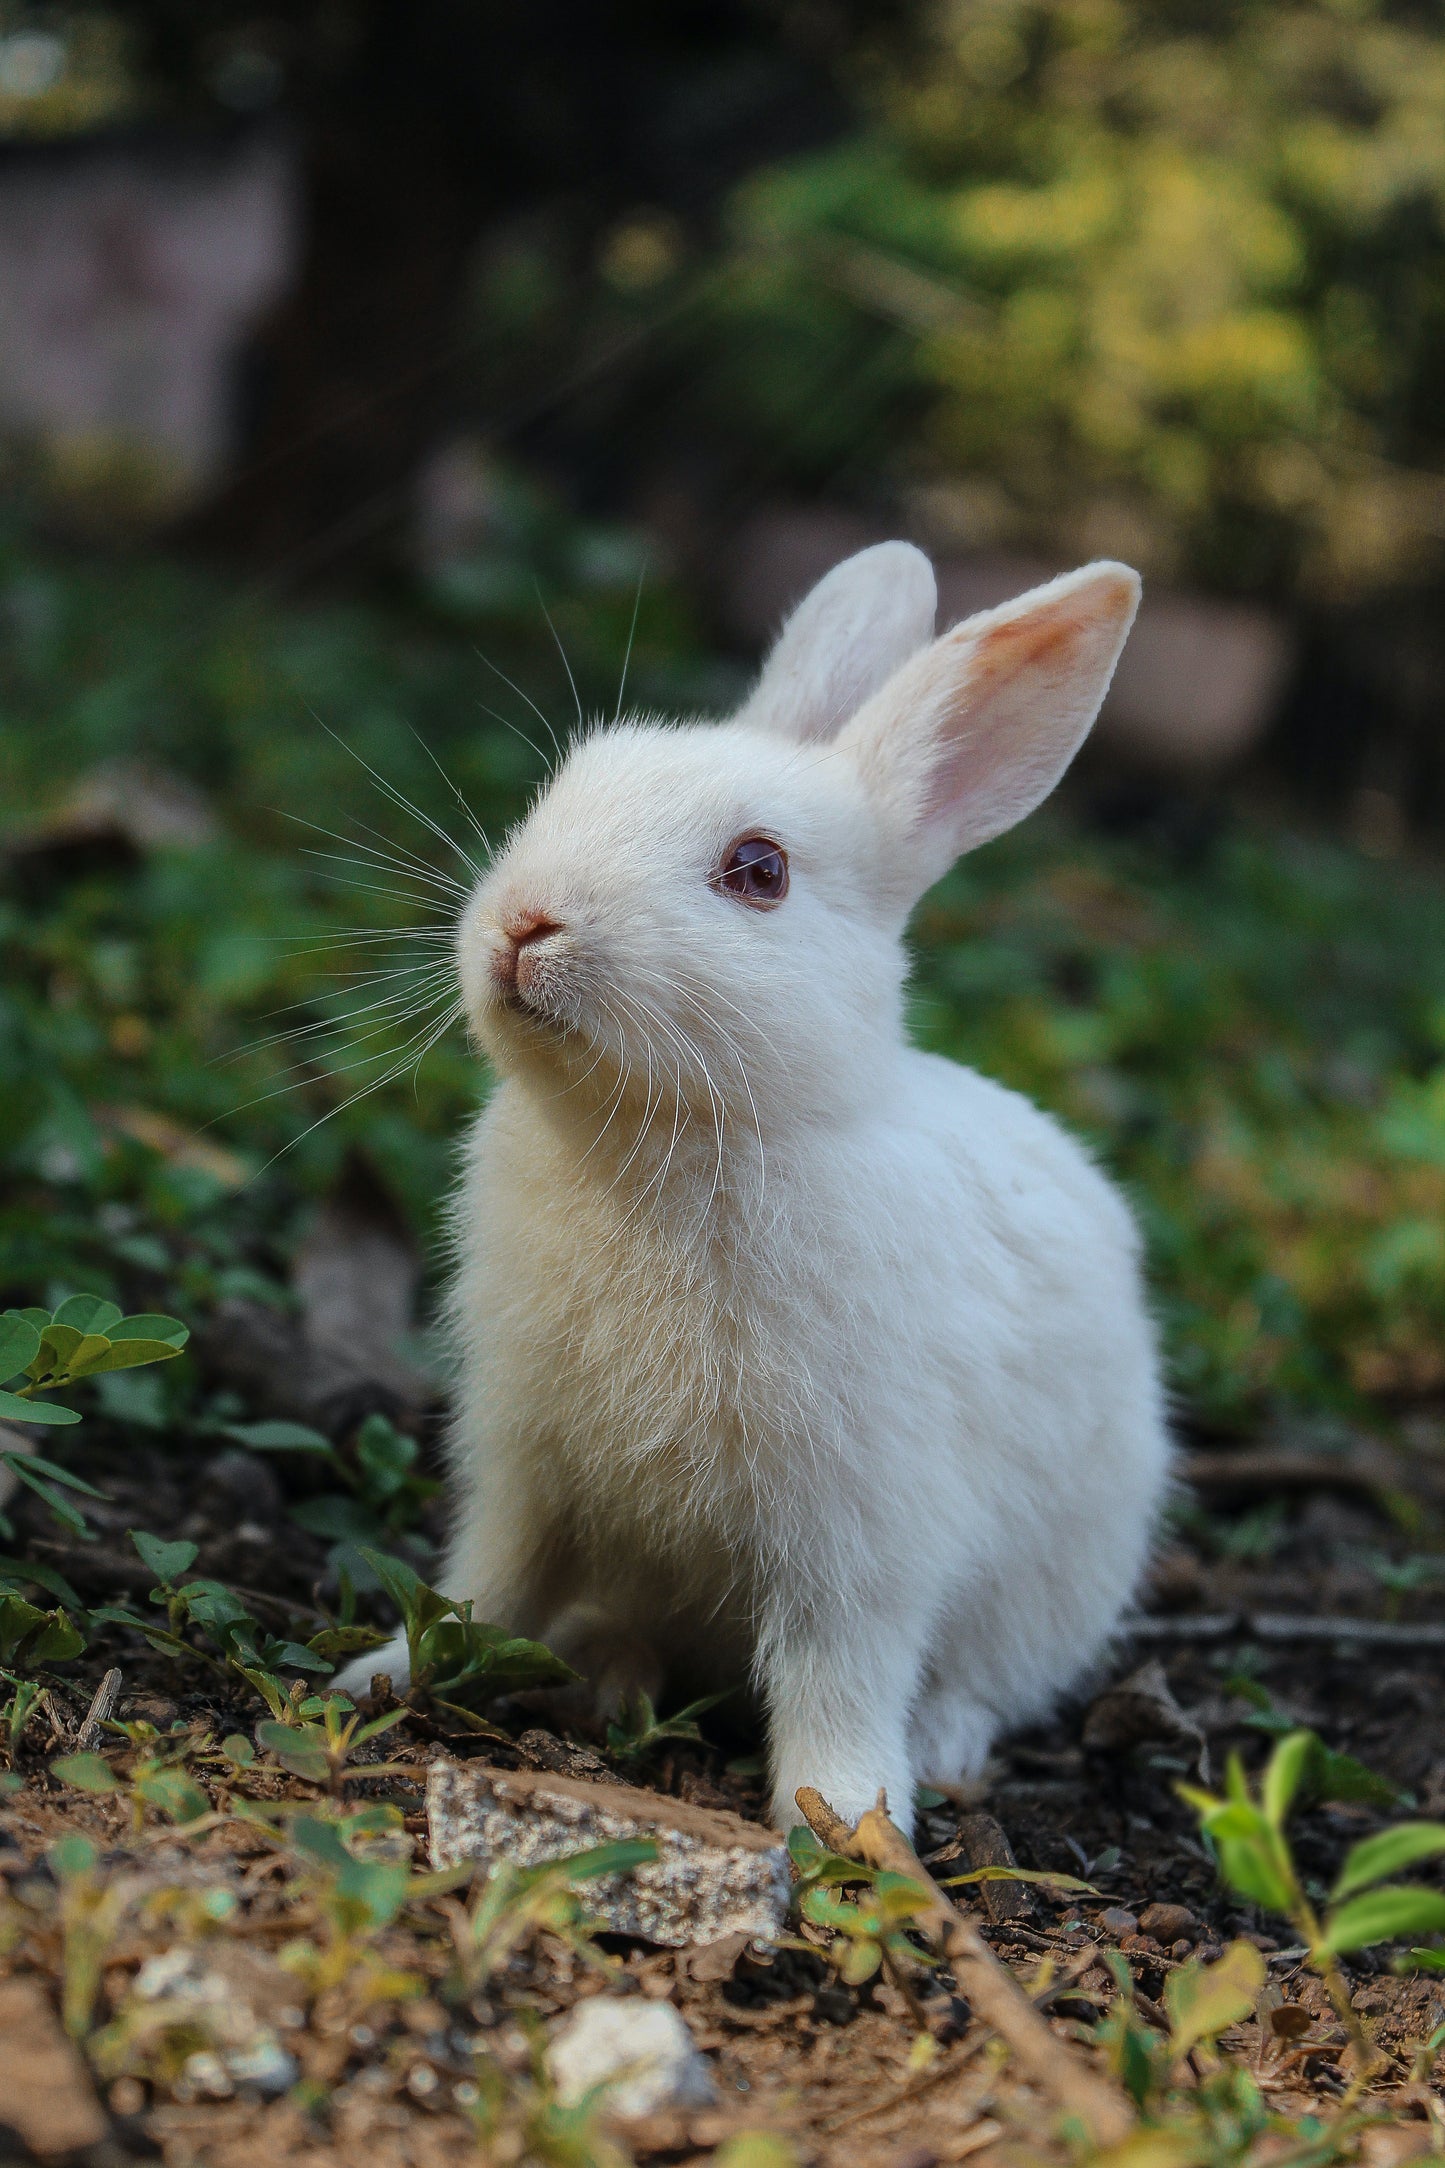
[1121, 1612, 1445, 1648]
[795, 1785, 1133, 2145]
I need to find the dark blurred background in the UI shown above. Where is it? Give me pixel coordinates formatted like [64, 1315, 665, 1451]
[2, 0, 1443, 830]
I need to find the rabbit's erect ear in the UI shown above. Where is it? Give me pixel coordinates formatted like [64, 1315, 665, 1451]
[734, 541, 937, 743]
[840, 561, 1140, 903]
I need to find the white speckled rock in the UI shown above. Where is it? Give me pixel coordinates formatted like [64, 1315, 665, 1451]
[547, 1996, 717, 2118]
[425, 1759, 789, 1947]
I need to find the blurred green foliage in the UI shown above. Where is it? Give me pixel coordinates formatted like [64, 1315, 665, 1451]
[4, 511, 1445, 1437]
[721, 0, 1445, 601]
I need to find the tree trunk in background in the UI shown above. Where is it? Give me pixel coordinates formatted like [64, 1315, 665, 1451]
[169, 0, 875, 579]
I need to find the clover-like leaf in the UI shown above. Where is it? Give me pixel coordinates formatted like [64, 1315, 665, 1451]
[0, 1391, 81, 1427]
[71, 1338, 183, 1377]
[130, 1529, 200, 1587]
[51, 1751, 120, 1795]
[52, 1296, 124, 1336]
[0, 1313, 41, 1385]
[110, 1315, 189, 1349]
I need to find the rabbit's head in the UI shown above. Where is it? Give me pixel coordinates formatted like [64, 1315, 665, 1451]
[457, 545, 1139, 1152]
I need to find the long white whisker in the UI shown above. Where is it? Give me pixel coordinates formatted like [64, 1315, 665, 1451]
[307, 710, 483, 881]
[245, 1000, 465, 1180]
[279, 808, 469, 897]
[535, 584, 584, 742]
[213, 987, 461, 1127]
[614, 561, 646, 726]
[472, 648, 563, 775]
[299, 848, 467, 905]
[408, 725, 494, 861]
[220, 968, 458, 1064]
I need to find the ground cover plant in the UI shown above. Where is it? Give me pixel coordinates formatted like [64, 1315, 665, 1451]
[4, 515, 1445, 2163]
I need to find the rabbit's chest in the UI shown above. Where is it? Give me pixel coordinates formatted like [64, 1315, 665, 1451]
[502, 1203, 840, 1526]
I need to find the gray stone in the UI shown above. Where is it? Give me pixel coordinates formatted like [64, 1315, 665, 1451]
[426, 1758, 789, 1948]
[547, 1996, 717, 2118]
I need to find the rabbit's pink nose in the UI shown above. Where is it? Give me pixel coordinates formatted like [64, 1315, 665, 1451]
[492, 910, 561, 995]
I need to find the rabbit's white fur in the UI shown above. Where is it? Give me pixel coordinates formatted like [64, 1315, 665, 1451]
[340, 545, 1172, 1829]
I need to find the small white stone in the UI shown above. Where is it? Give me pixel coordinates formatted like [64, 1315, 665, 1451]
[547, 1997, 717, 2120]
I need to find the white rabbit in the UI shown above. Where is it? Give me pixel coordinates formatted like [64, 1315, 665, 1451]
[339, 544, 1172, 1831]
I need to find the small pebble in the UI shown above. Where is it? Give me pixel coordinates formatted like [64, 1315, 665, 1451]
[548, 1998, 717, 2119]
[1138, 1902, 1198, 1944]
[1098, 1907, 1138, 1938]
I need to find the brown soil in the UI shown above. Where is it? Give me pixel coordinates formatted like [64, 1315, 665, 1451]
[4, 1432, 1445, 2166]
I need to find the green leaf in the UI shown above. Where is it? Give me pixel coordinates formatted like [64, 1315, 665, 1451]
[359, 1545, 424, 1617]
[290, 1814, 353, 1871]
[355, 1414, 418, 1499]
[130, 1529, 200, 1586]
[940, 1865, 1099, 1896]
[0, 1594, 85, 1666]
[1323, 1886, 1445, 1954]
[290, 1494, 384, 1542]
[109, 1315, 189, 1349]
[1333, 1823, 1445, 1902]
[32, 1324, 85, 1375]
[0, 1556, 82, 1605]
[555, 1839, 658, 1883]
[1307, 1742, 1403, 1811]
[51, 1296, 123, 1336]
[270, 1640, 333, 1673]
[0, 1313, 41, 1384]
[23, 1608, 86, 1664]
[221, 1735, 255, 1766]
[1215, 1830, 1295, 1914]
[135, 1765, 210, 1825]
[224, 1419, 333, 1455]
[1402, 1948, 1445, 1973]
[307, 1623, 388, 1661]
[2, 1461, 92, 1534]
[1164, 1940, 1266, 2058]
[257, 1719, 330, 1782]
[0, 1392, 81, 1426]
[51, 1752, 120, 1794]
[49, 1834, 97, 1880]
[71, 1338, 184, 1376]
[1263, 1730, 1315, 1828]
[0, 1595, 49, 1664]
[16, 1455, 106, 1497]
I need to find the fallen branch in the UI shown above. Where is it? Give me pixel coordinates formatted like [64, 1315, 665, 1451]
[795, 1785, 1133, 2145]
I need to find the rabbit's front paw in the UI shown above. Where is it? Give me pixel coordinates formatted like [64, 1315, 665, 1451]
[769, 1757, 914, 1837]
[334, 1631, 411, 1701]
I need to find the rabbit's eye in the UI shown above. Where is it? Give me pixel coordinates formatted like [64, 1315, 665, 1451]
[717, 834, 789, 908]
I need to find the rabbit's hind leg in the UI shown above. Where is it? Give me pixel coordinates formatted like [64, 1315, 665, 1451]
[538, 1598, 663, 1735]
[909, 1682, 997, 1795]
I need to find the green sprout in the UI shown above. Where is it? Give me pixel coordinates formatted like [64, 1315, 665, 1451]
[1182, 1729, 1445, 2071]
[0, 1299, 187, 1538]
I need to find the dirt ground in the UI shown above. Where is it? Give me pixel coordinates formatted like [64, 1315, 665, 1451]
[4, 1414, 1445, 2167]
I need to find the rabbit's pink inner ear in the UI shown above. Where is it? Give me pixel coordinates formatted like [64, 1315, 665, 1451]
[844, 560, 1140, 897]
